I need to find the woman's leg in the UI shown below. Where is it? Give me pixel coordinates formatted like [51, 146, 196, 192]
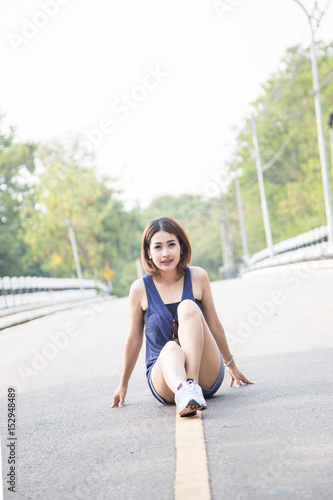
[151, 341, 186, 403]
[177, 299, 222, 390]
[151, 300, 222, 403]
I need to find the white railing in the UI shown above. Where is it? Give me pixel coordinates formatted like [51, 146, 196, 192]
[0, 276, 109, 309]
[244, 225, 333, 271]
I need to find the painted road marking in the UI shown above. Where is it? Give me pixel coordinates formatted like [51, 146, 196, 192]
[174, 411, 211, 500]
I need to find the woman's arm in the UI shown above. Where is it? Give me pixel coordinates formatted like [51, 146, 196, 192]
[111, 280, 145, 407]
[193, 267, 253, 388]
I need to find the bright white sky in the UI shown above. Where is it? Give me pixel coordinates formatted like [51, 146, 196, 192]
[1, 0, 332, 208]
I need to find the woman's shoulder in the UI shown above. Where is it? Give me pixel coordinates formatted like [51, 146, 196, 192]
[129, 277, 149, 311]
[188, 266, 210, 300]
[130, 277, 146, 295]
[188, 266, 208, 281]
[129, 277, 146, 304]
[189, 266, 214, 306]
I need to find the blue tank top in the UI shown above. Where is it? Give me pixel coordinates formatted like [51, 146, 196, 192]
[142, 267, 202, 375]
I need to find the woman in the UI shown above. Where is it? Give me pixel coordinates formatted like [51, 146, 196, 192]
[112, 217, 253, 417]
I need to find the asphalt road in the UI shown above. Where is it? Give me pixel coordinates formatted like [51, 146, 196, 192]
[1, 265, 333, 500]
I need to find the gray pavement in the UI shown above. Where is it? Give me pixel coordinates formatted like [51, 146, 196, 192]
[0, 296, 110, 330]
[1, 268, 333, 499]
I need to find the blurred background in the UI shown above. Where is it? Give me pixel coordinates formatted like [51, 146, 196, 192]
[0, 0, 333, 297]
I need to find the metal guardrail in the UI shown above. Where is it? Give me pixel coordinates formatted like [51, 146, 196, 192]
[0, 276, 109, 309]
[243, 225, 333, 272]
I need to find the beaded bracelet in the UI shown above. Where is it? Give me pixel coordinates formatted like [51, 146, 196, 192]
[224, 355, 235, 368]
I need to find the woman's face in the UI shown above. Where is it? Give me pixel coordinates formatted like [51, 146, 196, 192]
[148, 231, 182, 272]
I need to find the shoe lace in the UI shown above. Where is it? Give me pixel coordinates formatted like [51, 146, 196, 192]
[186, 378, 196, 390]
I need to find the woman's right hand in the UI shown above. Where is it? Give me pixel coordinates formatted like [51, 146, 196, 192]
[111, 385, 127, 408]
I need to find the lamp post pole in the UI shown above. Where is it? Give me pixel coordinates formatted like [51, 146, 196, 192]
[64, 217, 83, 280]
[329, 113, 333, 178]
[250, 117, 274, 258]
[293, 0, 333, 246]
[217, 195, 236, 278]
[233, 160, 250, 264]
[220, 142, 250, 264]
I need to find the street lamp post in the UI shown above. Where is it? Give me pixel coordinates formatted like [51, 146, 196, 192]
[293, 0, 333, 246]
[329, 113, 333, 178]
[217, 196, 236, 278]
[233, 160, 250, 264]
[64, 217, 83, 280]
[220, 142, 250, 265]
[250, 117, 274, 258]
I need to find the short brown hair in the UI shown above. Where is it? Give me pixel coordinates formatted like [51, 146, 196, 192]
[141, 217, 192, 276]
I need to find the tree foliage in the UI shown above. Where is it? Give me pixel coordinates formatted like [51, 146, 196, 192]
[0, 116, 37, 276]
[19, 141, 142, 296]
[1, 41, 333, 295]
[229, 42, 333, 254]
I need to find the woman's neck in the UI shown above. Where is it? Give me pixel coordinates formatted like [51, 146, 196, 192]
[155, 268, 184, 286]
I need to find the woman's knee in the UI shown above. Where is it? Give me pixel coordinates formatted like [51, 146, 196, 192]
[177, 299, 201, 321]
[160, 340, 183, 359]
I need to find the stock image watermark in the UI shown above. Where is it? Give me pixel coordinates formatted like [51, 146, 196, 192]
[192, 166, 237, 199]
[227, 255, 323, 349]
[255, 438, 300, 497]
[212, 0, 244, 22]
[7, 0, 73, 53]
[76, 64, 169, 158]
[6, 387, 17, 493]
[228, 288, 285, 349]
[17, 297, 109, 386]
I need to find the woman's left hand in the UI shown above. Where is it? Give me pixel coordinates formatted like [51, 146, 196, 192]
[227, 363, 254, 388]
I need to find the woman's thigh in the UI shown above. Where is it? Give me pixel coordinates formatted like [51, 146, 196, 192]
[147, 366, 174, 406]
[202, 353, 224, 398]
[197, 314, 223, 390]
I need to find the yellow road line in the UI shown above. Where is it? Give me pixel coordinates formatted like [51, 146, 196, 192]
[174, 411, 211, 500]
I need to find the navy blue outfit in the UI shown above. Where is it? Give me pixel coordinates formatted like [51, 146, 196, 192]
[143, 267, 225, 405]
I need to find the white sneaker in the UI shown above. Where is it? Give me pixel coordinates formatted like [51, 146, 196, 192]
[175, 379, 207, 417]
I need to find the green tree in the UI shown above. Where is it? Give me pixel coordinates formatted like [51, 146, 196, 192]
[20, 141, 142, 296]
[227, 42, 333, 256]
[0, 115, 37, 276]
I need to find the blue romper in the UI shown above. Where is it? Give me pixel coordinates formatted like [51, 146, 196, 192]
[143, 266, 225, 405]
